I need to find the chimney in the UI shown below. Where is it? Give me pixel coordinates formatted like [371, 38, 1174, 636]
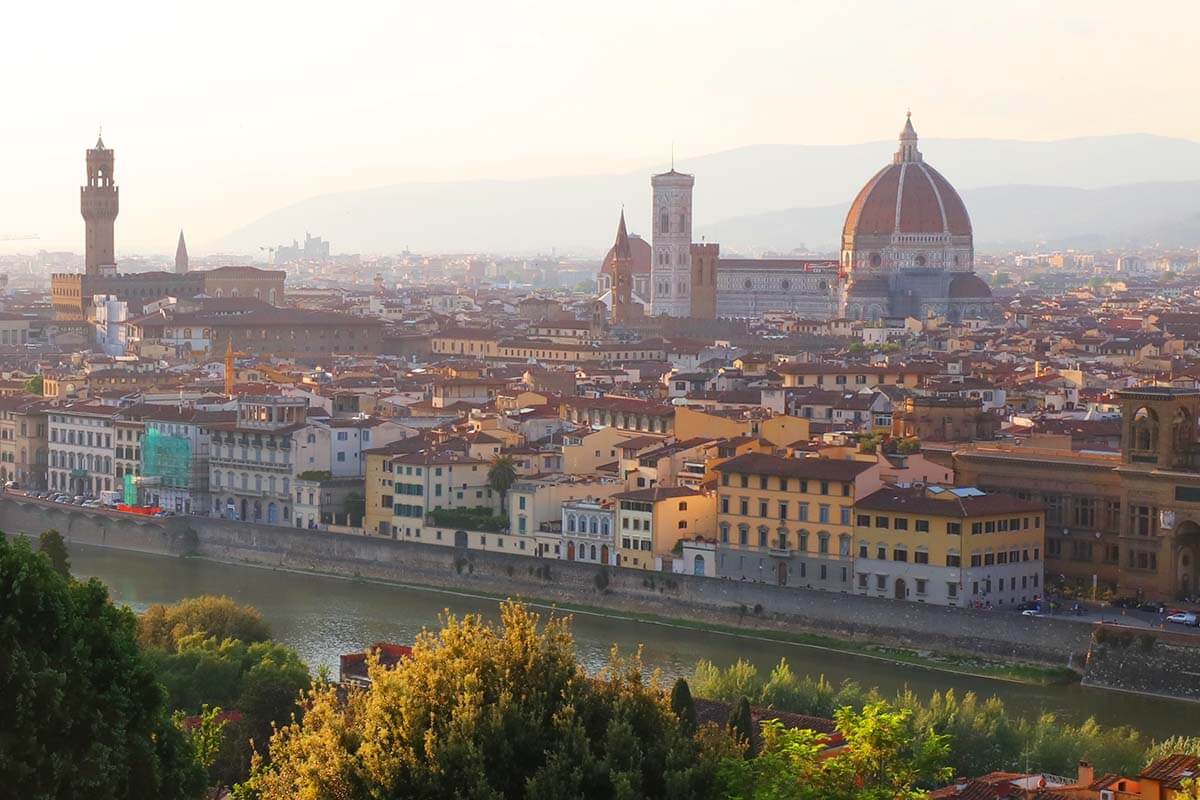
[1077, 759, 1094, 786]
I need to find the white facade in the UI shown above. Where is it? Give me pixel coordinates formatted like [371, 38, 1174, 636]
[92, 294, 129, 356]
[649, 170, 695, 317]
[209, 396, 308, 524]
[293, 419, 412, 478]
[48, 405, 116, 495]
[560, 499, 617, 565]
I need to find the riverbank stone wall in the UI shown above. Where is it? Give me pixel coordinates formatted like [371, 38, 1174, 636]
[0, 497, 1091, 668]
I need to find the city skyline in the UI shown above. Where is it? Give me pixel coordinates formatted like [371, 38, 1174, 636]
[3, 0, 1199, 252]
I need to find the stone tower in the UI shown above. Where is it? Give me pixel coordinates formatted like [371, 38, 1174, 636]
[689, 242, 719, 319]
[81, 134, 119, 276]
[175, 230, 189, 274]
[608, 209, 635, 326]
[650, 167, 694, 317]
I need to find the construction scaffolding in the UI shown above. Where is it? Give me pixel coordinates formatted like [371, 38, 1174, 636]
[142, 428, 193, 489]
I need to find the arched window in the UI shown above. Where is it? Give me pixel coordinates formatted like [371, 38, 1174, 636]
[589, 517, 598, 534]
[1132, 407, 1158, 453]
[567, 514, 576, 533]
[660, 211, 669, 233]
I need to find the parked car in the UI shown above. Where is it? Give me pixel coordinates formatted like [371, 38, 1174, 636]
[1167, 612, 1198, 626]
[1017, 601, 1041, 612]
[1021, 609, 1043, 617]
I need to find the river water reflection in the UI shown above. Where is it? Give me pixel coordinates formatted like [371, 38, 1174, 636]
[70, 543, 1196, 739]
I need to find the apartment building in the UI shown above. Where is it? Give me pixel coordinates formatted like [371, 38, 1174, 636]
[293, 417, 413, 478]
[714, 453, 872, 590]
[208, 395, 308, 523]
[0, 397, 48, 490]
[47, 403, 118, 495]
[614, 486, 716, 571]
[854, 485, 1045, 606]
[388, 449, 495, 540]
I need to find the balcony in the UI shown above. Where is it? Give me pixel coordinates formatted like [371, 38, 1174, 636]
[768, 547, 792, 558]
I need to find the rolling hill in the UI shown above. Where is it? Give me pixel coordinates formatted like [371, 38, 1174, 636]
[214, 134, 1200, 255]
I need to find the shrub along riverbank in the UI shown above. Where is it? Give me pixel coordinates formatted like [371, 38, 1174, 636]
[688, 658, 1188, 779]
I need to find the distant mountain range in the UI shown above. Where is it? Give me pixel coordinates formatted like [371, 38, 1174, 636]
[215, 134, 1200, 256]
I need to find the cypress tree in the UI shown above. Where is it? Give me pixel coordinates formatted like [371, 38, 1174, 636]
[670, 677, 697, 734]
[731, 695, 755, 757]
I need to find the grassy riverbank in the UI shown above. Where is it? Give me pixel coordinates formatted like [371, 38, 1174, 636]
[262, 558, 1078, 687]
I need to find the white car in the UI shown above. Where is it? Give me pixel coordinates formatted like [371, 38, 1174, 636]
[1021, 609, 1043, 617]
[1167, 612, 1197, 626]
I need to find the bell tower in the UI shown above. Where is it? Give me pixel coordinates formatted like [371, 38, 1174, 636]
[81, 133, 119, 276]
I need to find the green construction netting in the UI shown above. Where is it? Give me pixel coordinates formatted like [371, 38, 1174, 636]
[123, 473, 136, 505]
[142, 428, 193, 488]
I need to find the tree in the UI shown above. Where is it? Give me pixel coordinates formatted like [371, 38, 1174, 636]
[24, 374, 43, 396]
[138, 595, 271, 652]
[1142, 736, 1200, 765]
[731, 696, 755, 757]
[138, 601, 310, 787]
[671, 678, 698, 735]
[487, 454, 518, 510]
[0, 534, 205, 799]
[38, 528, 71, 578]
[342, 491, 365, 527]
[237, 601, 733, 800]
[717, 702, 951, 800]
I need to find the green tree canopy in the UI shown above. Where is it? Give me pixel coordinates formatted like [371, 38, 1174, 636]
[237, 601, 733, 800]
[138, 599, 310, 788]
[0, 534, 204, 799]
[23, 374, 43, 396]
[38, 528, 71, 578]
[487, 454, 518, 508]
[718, 702, 951, 800]
[138, 595, 271, 652]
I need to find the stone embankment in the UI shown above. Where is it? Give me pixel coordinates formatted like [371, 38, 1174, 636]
[1081, 623, 1200, 702]
[1, 496, 1091, 671]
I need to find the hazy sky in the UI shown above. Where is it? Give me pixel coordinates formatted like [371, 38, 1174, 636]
[3, 0, 1197, 254]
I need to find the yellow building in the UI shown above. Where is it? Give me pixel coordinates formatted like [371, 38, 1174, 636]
[853, 485, 1044, 607]
[673, 405, 810, 446]
[615, 486, 715, 570]
[562, 426, 659, 475]
[714, 453, 872, 589]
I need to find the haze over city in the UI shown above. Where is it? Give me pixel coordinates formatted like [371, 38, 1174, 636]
[4, 0, 1200, 252]
[7, 4, 1200, 799]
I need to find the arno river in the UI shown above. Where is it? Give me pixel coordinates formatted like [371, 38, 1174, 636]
[70, 543, 1197, 739]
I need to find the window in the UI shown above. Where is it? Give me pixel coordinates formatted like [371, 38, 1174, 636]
[946, 522, 962, 535]
[859, 541, 868, 558]
[721, 497, 729, 514]
[894, 517, 908, 531]
[818, 533, 829, 554]
[857, 514, 870, 527]
[914, 549, 929, 564]
[678, 501, 688, 511]
[798, 503, 809, 521]
[915, 519, 929, 532]
[779, 502, 789, 520]
[759, 501, 769, 518]
[858, 573, 868, 588]
[893, 547, 908, 562]
[876, 575, 887, 590]
[915, 579, 927, 595]
[971, 522, 983, 535]
[819, 505, 830, 524]
[740, 499, 748, 515]
[875, 516, 889, 529]
[738, 525, 749, 546]
[876, 544, 887, 560]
